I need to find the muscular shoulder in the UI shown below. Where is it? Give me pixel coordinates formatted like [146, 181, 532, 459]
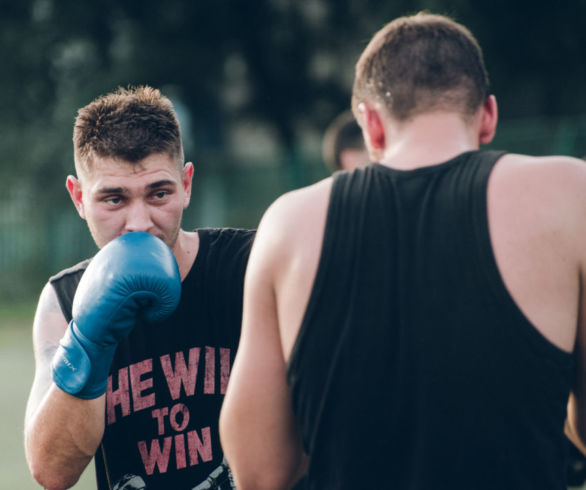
[494, 153, 586, 188]
[32, 283, 70, 366]
[260, 177, 334, 244]
[250, 177, 334, 289]
[490, 154, 586, 207]
[489, 153, 586, 254]
[38, 258, 91, 343]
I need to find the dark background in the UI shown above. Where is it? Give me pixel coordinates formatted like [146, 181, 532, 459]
[1, 0, 586, 299]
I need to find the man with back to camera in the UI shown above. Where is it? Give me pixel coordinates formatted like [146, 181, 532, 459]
[220, 12, 586, 490]
[24, 86, 253, 489]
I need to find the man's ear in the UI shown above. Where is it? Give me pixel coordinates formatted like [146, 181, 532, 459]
[182, 162, 194, 209]
[359, 102, 386, 150]
[479, 95, 498, 145]
[66, 175, 86, 219]
[357, 102, 387, 162]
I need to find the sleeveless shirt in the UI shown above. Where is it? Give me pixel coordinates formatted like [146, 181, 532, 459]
[50, 228, 254, 490]
[286, 151, 573, 490]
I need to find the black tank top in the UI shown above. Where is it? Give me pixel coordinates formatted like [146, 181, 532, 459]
[50, 228, 254, 490]
[286, 151, 573, 490]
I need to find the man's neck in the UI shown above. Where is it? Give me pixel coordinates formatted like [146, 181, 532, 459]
[379, 112, 481, 170]
[172, 229, 199, 281]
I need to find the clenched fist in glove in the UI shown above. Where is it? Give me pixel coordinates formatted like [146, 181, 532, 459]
[51, 231, 181, 399]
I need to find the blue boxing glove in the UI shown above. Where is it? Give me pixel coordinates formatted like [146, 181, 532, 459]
[51, 231, 181, 399]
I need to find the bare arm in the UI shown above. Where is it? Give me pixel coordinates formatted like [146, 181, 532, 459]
[24, 282, 105, 490]
[220, 201, 307, 490]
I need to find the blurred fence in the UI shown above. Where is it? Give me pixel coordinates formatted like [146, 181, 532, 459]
[1, 114, 586, 303]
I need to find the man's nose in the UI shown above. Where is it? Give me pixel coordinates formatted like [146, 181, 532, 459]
[124, 201, 154, 233]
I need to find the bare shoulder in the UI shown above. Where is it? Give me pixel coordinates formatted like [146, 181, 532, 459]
[496, 153, 586, 183]
[258, 177, 334, 242]
[489, 153, 586, 260]
[491, 153, 586, 205]
[32, 282, 69, 364]
[248, 177, 334, 289]
[26, 283, 70, 422]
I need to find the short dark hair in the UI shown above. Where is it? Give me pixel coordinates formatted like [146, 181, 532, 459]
[73, 85, 184, 173]
[322, 111, 366, 171]
[352, 12, 490, 121]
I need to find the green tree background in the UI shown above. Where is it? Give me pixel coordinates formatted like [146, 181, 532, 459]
[1, 0, 586, 298]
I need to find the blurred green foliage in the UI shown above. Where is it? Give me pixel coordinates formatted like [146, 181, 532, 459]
[1, 0, 586, 300]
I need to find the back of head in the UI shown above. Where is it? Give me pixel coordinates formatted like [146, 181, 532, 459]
[322, 111, 367, 171]
[73, 86, 184, 175]
[352, 12, 489, 121]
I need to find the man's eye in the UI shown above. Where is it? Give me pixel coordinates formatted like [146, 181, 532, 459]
[153, 190, 169, 199]
[104, 196, 122, 205]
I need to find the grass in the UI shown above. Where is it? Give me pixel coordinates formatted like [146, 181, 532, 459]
[0, 300, 94, 489]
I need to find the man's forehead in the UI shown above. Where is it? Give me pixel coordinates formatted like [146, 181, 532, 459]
[93, 152, 177, 168]
[79, 155, 182, 192]
[79, 151, 180, 174]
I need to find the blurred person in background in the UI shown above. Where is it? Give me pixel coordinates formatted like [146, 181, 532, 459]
[24, 85, 253, 490]
[322, 110, 370, 172]
[220, 12, 586, 490]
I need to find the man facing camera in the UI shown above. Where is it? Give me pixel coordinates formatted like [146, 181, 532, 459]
[25, 86, 253, 490]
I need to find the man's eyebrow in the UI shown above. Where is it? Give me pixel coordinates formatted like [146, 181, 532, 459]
[95, 180, 177, 195]
[96, 186, 126, 195]
[147, 180, 177, 190]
